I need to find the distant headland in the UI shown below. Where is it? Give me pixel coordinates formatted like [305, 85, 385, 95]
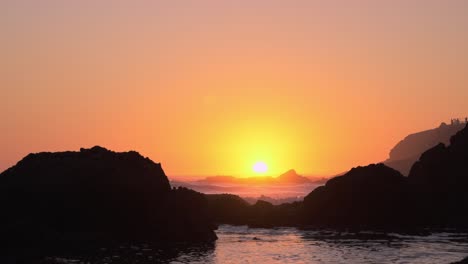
[384, 118, 468, 175]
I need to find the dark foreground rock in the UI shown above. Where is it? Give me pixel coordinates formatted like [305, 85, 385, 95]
[0, 146, 216, 257]
[2, 123, 468, 259]
[408, 123, 468, 227]
[206, 194, 250, 225]
[206, 164, 416, 229]
[303, 123, 468, 229]
[206, 194, 301, 227]
[302, 163, 413, 229]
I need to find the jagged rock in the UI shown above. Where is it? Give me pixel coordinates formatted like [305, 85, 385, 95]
[0, 146, 216, 254]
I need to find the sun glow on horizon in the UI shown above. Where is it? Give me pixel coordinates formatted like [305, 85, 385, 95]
[253, 162, 268, 174]
[2, 1, 468, 177]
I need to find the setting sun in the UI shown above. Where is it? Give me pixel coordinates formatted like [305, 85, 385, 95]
[2, 1, 468, 263]
[253, 162, 268, 174]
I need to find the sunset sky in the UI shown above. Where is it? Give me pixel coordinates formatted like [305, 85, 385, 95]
[2, 1, 468, 177]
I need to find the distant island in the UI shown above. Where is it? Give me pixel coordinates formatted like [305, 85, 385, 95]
[171, 170, 328, 203]
[197, 169, 323, 185]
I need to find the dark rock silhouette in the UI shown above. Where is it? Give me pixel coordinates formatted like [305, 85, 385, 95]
[2, 122, 468, 260]
[248, 200, 301, 228]
[408, 123, 468, 227]
[206, 194, 250, 225]
[205, 194, 300, 227]
[243, 195, 303, 205]
[384, 122, 466, 175]
[0, 146, 216, 255]
[302, 164, 412, 228]
[207, 124, 468, 230]
[300, 123, 468, 229]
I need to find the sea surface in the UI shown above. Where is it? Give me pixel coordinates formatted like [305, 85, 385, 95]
[170, 180, 321, 199]
[42, 225, 468, 264]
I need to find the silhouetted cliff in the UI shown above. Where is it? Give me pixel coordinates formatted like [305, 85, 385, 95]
[408, 123, 468, 226]
[300, 123, 468, 229]
[385, 122, 466, 175]
[0, 146, 216, 254]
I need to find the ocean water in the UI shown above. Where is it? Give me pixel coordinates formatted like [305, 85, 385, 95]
[42, 225, 468, 264]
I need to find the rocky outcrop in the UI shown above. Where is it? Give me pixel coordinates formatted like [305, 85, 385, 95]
[205, 194, 300, 227]
[0, 146, 216, 253]
[206, 194, 250, 225]
[385, 122, 465, 175]
[203, 124, 468, 230]
[302, 164, 412, 228]
[300, 123, 468, 229]
[408, 124, 468, 226]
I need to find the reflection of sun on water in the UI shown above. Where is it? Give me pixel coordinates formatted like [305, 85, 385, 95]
[253, 162, 268, 174]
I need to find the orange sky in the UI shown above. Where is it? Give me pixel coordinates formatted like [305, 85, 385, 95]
[1, 1, 468, 177]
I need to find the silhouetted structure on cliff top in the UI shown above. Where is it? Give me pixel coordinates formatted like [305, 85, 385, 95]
[0, 146, 216, 254]
[385, 119, 467, 175]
